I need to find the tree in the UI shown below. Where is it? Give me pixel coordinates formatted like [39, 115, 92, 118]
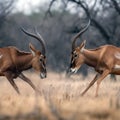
[0, 0, 15, 46]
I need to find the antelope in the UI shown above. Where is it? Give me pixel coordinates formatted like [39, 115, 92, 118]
[67, 18, 120, 97]
[0, 28, 46, 94]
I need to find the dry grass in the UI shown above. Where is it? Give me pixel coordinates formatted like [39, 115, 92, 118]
[0, 71, 120, 120]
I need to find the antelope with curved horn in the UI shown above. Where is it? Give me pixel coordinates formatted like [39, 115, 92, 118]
[67, 18, 120, 97]
[0, 28, 46, 94]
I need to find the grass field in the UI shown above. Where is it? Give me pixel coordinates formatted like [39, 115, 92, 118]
[0, 71, 120, 120]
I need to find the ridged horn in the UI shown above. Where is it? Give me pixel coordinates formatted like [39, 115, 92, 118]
[72, 19, 91, 50]
[21, 28, 46, 55]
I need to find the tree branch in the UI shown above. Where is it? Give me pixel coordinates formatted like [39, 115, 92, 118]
[44, 0, 56, 19]
[111, 0, 120, 15]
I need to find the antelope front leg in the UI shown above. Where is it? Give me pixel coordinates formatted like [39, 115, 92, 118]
[81, 70, 109, 97]
[19, 73, 41, 94]
[95, 70, 109, 97]
[4, 72, 20, 94]
[81, 73, 100, 96]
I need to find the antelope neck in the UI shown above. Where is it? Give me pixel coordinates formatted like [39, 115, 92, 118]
[82, 49, 99, 67]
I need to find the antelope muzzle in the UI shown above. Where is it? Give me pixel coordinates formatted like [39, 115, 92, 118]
[40, 69, 47, 79]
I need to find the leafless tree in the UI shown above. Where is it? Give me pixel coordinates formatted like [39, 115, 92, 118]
[0, 0, 15, 27]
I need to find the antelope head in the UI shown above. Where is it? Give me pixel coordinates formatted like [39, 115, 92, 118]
[68, 19, 90, 74]
[21, 28, 47, 79]
[70, 40, 86, 73]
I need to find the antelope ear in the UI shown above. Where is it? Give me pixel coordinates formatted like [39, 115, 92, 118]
[80, 40, 86, 52]
[29, 43, 36, 56]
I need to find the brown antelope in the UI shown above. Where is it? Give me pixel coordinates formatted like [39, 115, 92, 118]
[67, 19, 120, 97]
[0, 28, 46, 94]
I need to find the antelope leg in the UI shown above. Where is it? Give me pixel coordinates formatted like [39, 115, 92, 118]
[4, 72, 20, 94]
[19, 73, 41, 94]
[81, 73, 100, 96]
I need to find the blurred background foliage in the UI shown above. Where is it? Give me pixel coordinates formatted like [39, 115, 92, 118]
[0, 0, 120, 75]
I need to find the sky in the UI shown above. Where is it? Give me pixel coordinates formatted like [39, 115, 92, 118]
[14, 0, 95, 15]
[15, 0, 50, 14]
[14, 0, 80, 15]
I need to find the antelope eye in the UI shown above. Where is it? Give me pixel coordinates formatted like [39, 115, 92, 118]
[44, 56, 46, 59]
[74, 54, 78, 58]
[40, 59, 42, 62]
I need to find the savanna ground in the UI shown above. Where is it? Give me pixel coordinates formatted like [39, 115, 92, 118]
[0, 71, 120, 120]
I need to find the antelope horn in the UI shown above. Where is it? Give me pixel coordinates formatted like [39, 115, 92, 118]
[34, 28, 46, 51]
[72, 18, 91, 50]
[21, 28, 46, 55]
